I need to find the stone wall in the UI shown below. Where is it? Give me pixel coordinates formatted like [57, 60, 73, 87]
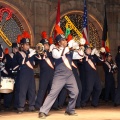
[1, 0, 120, 84]
[2, 0, 119, 52]
[0, 0, 102, 44]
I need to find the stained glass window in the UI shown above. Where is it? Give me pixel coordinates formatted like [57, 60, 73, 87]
[60, 13, 101, 48]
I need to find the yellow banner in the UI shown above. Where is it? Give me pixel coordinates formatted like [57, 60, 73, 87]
[64, 16, 83, 38]
[0, 29, 12, 47]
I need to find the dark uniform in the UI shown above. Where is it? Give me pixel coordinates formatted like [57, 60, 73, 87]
[13, 52, 20, 109]
[103, 53, 115, 102]
[12, 43, 20, 109]
[81, 46, 103, 107]
[39, 34, 84, 117]
[114, 46, 120, 106]
[77, 61, 86, 102]
[35, 39, 54, 109]
[17, 38, 36, 112]
[1, 52, 13, 78]
[1, 51, 13, 109]
[72, 60, 82, 108]
[0, 44, 3, 110]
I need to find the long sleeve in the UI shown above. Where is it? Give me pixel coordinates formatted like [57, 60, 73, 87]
[52, 48, 62, 59]
[72, 50, 84, 60]
[93, 54, 104, 63]
[52, 47, 71, 59]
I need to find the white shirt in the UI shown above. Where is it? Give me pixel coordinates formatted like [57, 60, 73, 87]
[52, 46, 84, 60]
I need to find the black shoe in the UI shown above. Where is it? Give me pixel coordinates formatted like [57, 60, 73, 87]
[17, 107, 24, 113]
[75, 106, 81, 109]
[81, 103, 86, 108]
[105, 100, 109, 103]
[13, 107, 17, 110]
[91, 104, 98, 108]
[17, 110, 23, 114]
[58, 106, 63, 109]
[65, 111, 78, 116]
[35, 107, 40, 111]
[39, 112, 47, 119]
[4, 107, 10, 111]
[29, 109, 36, 112]
[114, 103, 119, 107]
[52, 107, 61, 111]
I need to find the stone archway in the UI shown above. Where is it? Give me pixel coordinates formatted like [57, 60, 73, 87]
[50, 10, 103, 48]
[49, 0, 103, 48]
[0, 0, 34, 50]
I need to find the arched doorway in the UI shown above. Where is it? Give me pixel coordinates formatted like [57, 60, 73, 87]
[50, 11, 103, 48]
[0, 1, 34, 51]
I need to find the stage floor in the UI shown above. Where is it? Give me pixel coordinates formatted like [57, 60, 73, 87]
[0, 105, 120, 120]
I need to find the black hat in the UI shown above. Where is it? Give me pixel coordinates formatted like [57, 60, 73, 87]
[12, 43, 18, 48]
[20, 38, 30, 44]
[84, 44, 91, 51]
[55, 34, 65, 43]
[40, 39, 48, 45]
[105, 52, 112, 57]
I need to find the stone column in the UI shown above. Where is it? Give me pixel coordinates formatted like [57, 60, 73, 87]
[34, 0, 50, 44]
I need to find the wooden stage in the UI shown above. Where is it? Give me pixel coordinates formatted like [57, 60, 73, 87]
[0, 104, 120, 120]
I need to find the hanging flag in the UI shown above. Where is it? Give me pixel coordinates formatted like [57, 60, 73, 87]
[55, 24, 64, 35]
[54, 0, 60, 39]
[82, 0, 89, 44]
[102, 5, 110, 52]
